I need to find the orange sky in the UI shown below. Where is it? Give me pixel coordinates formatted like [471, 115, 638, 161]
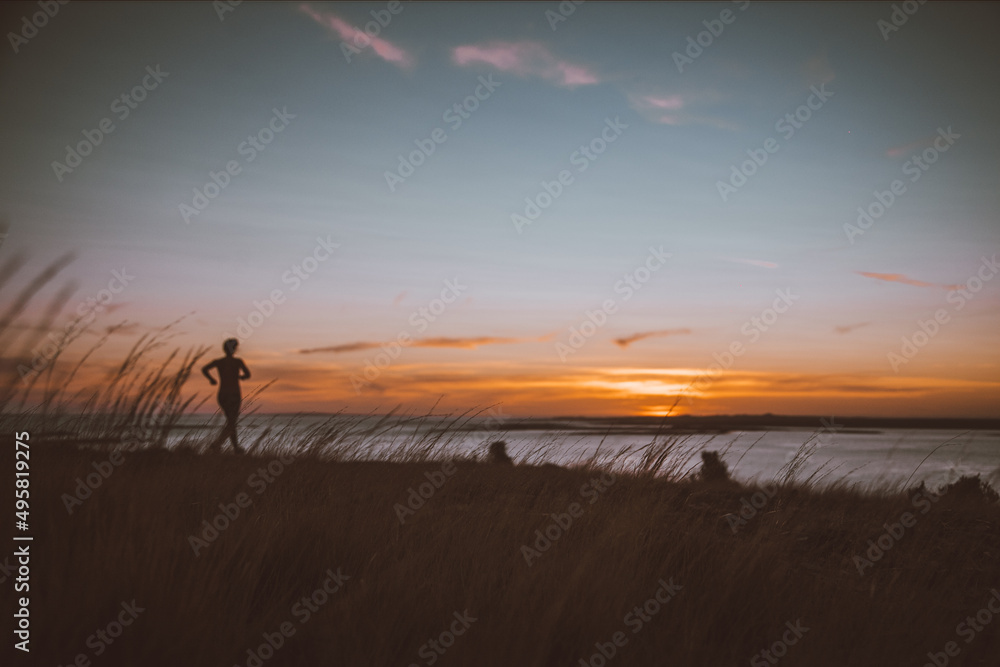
[19, 332, 997, 419]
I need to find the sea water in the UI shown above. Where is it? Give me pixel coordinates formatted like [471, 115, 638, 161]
[170, 414, 1000, 491]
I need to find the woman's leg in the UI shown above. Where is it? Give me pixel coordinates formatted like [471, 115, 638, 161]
[209, 397, 226, 452]
[223, 401, 243, 452]
[219, 394, 243, 453]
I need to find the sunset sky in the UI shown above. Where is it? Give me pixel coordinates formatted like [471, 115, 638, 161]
[2, 1, 998, 417]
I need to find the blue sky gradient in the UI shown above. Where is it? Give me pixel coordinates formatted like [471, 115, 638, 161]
[2, 1, 997, 416]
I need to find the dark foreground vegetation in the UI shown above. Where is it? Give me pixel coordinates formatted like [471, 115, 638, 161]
[4, 440, 999, 667]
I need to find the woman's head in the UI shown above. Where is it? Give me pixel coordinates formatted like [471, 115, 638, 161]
[223, 338, 239, 355]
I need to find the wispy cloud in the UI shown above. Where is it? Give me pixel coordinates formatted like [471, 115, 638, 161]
[856, 272, 962, 290]
[628, 93, 687, 124]
[299, 334, 549, 354]
[834, 322, 871, 335]
[640, 94, 685, 111]
[613, 328, 692, 349]
[301, 341, 385, 354]
[411, 336, 530, 349]
[626, 91, 737, 129]
[298, 3, 414, 69]
[451, 41, 599, 87]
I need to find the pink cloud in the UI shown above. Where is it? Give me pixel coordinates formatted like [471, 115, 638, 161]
[628, 93, 687, 125]
[856, 272, 962, 291]
[640, 95, 685, 111]
[299, 4, 414, 69]
[451, 41, 599, 87]
[627, 91, 738, 130]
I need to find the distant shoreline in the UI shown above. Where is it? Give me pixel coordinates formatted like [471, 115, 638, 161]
[248, 413, 1000, 434]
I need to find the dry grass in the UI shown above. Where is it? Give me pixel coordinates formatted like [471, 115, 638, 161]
[2, 257, 999, 666]
[5, 439, 999, 667]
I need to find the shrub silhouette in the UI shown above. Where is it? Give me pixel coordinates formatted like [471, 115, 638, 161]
[697, 450, 731, 483]
[487, 440, 513, 464]
[941, 474, 999, 503]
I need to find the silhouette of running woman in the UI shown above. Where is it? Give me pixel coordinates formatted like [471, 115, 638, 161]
[202, 338, 251, 453]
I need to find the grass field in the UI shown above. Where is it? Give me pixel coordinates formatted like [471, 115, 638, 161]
[4, 432, 999, 667]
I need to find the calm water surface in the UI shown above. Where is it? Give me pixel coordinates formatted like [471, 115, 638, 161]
[167, 414, 1000, 490]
